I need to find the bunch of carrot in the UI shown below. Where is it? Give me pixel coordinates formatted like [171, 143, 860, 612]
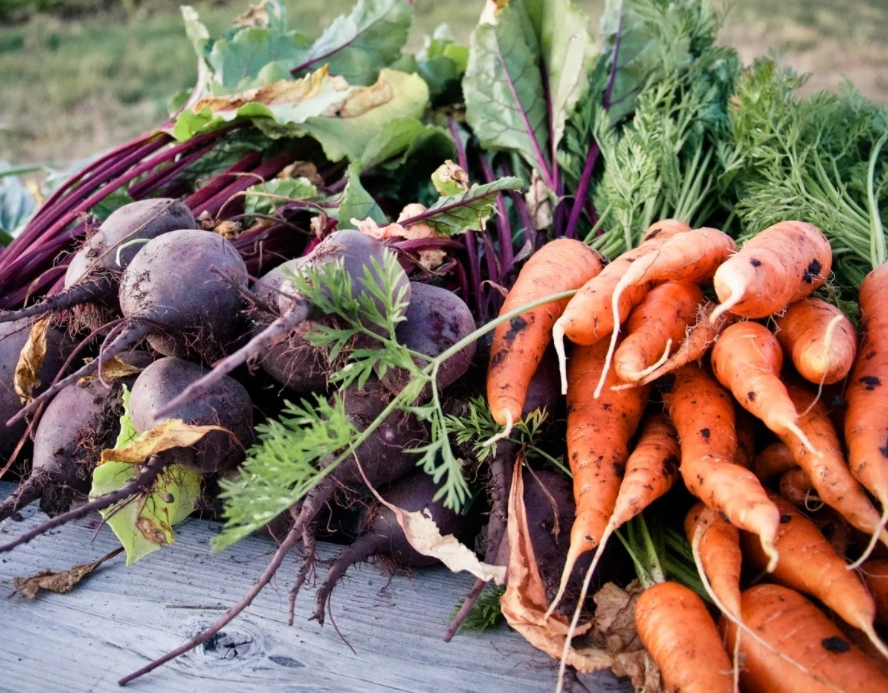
[487, 219, 888, 692]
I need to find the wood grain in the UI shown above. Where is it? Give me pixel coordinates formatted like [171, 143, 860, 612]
[0, 482, 631, 692]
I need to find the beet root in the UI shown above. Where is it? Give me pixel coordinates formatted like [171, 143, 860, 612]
[0, 317, 75, 461]
[249, 263, 330, 396]
[313, 469, 473, 623]
[152, 229, 412, 420]
[0, 354, 149, 521]
[379, 281, 477, 397]
[8, 230, 248, 426]
[0, 199, 196, 329]
[128, 356, 254, 474]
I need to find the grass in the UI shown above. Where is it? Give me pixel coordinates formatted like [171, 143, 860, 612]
[0, 0, 885, 169]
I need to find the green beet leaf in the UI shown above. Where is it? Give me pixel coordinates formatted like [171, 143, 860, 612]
[245, 177, 319, 215]
[89, 387, 201, 565]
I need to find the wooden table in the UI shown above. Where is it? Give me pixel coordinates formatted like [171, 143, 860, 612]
[0, 483, 630, 692]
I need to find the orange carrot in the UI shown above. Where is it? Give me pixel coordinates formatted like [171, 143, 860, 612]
[612, 300, 736, 390]
[560, 338, 649, 594]
[845, 263, 888, 524]
[598, 227, 737, 396]
[635, 581, 734, 693]
[613, 281, 704, 383]
[710, 321, 816, 453]
[553, 220, 689, 391]
[711, 220, 832, 322]
[778, 467, 819, 507]
[685, 502, 742, 617]
[722, 583, 888, 693]
[781, 380, 888, 552]
[487, 238, 603, 430]
[661, 363, 781, 569]
[774, 298, 857, 386]
[860, 560, 888, 626]
[753, 441, 798, 483]
[546, 413, 679, 616]
[742, 493, 885, 656]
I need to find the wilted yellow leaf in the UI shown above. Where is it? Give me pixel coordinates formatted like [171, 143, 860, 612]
[13, 315, 51, 405]
[99, 419, 231, 465]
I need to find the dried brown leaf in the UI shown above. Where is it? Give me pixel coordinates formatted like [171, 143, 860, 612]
[10, 547, 124, 599]
[13, 315, 51, 404]
[99, 419, 232, 465]
[499, 462, 614, 674]
[525, 169, 554, 231]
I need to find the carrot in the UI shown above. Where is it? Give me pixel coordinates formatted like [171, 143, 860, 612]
[806, 507, 852, 558]
[487, 238, 603, 432]
[711, 220, 832, 322]
[611, 300, 737, 390]
[753, 441, 798, 483]
[660, 363, 781, 570]
[742, 492, 886, 658]
[635, 581, 734, 693]
[860, 560, 888, 626]
[559, 338, 650, 600]
[710, 321, 817, 453]
[734, 407, 760, 469]
[782, 380, 888, 554]
[774, 298, 857, 386]
[597, 227, 737, 396]
[685, 502, 742, 617]
[845, 263, 888, 530]
[546, 412, 679, 616]
[778, 467, 819, 508]
[613, 281, 704, 383]
[553, 220, 689, 391]
[722, 583, 888, 693]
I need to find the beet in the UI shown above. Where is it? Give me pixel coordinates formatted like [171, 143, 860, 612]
[0, 351, 152, 521]
[0, 317, 74, 461]
[0, 355, 254, 554]
[249, 262, 330, 395]
[152, 230, 412, 420]
[312, 469, 474, 623]
[380, 281, 477, 396]
[7, 230, 248, 426]
[0, 199, 195, 329]
[128, 357, 254, 474]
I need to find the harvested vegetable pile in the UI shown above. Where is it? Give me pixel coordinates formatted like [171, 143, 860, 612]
[2, 0, 888, 691]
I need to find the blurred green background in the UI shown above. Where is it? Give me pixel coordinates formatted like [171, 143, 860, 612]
[1, 0, 886, 169]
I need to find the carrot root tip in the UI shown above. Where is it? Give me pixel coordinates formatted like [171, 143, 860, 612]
[482, 410, 514, 448]
[553, 320, 569, 396]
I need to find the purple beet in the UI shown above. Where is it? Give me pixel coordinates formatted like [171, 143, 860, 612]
[152, 230, 413, 420]
[0, 317, 74, 461]
[8, 230, 248, 426]
[0, 199, 196, 330]
[0, 351, 153, 521]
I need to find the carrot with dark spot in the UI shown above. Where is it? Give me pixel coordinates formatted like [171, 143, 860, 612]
[711, 220, 832, 322]
[661, 363, 781, 570]
[487, 238, 603, 434]
[722, 583, 888, 693]
[845, 263, 888, 537]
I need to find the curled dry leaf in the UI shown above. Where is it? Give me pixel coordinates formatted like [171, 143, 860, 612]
[352, 208, 448, 271]
[99, 419, 233, 465]
[10, 547, 124, 599]
[498, 463, 614, 674]
[13, 315, 51, 404]
[76, 356, 146, 386]
[525, 169, 554, 231]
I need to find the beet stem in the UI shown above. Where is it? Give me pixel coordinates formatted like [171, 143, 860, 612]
[152, 304, 311, 420]
[118, 518, 303, 686]
[0, 280, 108, 325]
[0, 455, 167, 554]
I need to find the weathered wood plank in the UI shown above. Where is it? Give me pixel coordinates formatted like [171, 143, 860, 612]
[0, 483, 631, 692]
